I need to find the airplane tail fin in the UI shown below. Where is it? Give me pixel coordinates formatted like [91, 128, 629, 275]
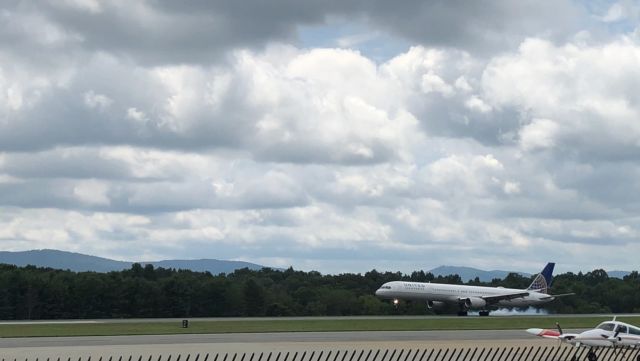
[526, 262, 555, 294]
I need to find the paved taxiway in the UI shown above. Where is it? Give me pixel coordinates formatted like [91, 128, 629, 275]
[1, 329, 566, 347]
[0, 330, 565, 359]
[0, 315, 612, 359]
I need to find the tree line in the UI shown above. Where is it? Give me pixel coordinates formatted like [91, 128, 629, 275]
[0, 263, 638, 319]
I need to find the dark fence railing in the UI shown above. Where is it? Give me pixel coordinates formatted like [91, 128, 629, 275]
[3, 347, 639, 361]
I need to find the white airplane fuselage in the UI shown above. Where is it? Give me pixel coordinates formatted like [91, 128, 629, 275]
[528, 320, 640, 348]
[571, 326, 640, 348]
[375, 281, 552, 309]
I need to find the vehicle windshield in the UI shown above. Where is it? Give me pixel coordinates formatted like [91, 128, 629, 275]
[597, 323, 616, 331]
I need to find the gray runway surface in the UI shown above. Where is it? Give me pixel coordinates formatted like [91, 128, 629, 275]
[0, 316, 612, 359]
[1, 330, 560, 359]
[0, 330, 548, 348]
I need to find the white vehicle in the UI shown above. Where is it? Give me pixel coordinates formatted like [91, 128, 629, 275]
[527, 317, 640, 361]
[375, 262, 572, 316]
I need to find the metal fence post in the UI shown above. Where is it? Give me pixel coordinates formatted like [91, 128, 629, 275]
[380, 350, 389, 361]
[460, 348, 471, 361]
[371, 350, 380, 361]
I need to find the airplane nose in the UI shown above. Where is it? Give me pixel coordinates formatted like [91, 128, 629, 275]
[375, 289, 381, 296]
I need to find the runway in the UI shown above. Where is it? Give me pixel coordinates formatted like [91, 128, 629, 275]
[0, 330, 560, 359]
[0, 316, 605, 359]
[1, 329, 558, 347]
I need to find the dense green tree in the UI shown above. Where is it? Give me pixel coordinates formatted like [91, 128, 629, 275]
[244, 278, 266, 316]
[0, 263, 638, 319]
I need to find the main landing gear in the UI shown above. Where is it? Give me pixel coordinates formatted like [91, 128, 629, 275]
[457, 310, 491, 316]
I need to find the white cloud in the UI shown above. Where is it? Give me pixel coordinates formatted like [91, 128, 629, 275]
[421, 71, 454, 97]
[503, 181, 521, 195]
[56, 0, 104, 14]
[601, 3, 626, 22]
[483, 37, 640, 160]
[125, 107, 147, 122]
[455, 76, 473, 92]
[73, 179, 110, 205]
[2, 2, 640, 273]
[84, 91, 112, 110]
[465, 95, 492, 113]
[519, 118, 559, 151]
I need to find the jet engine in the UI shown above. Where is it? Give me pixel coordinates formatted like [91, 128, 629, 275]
[461, 297, 486, 310]
[427, 300, 445, 309]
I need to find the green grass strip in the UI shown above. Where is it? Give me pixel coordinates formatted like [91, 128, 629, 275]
[2, 316, 640, 338]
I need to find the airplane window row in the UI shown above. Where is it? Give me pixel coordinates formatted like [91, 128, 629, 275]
[403, 283, 426, 288]
[598, 323, 640, 334]
[628, 327, 640, 335]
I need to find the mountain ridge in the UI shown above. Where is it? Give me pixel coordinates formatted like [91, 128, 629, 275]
[427, 265, 531, 282]
[0, 249, 269, 274]
[0, 250, 631, 279]
[427, 265, 630, 282]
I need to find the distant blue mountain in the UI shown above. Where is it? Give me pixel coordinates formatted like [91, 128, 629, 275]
[146, 259, 268, 274]
[428, 265, 633, 282]
[428, 265, 531, 282]
[0, 249, 271, 274]
[608, 270, 631, 279]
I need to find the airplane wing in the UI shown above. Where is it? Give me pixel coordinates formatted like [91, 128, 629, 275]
[527, 328, 579, 342]
[527, 328, 562, 339]
[539, 293, 575, 301]
[481, 291, 529, 304]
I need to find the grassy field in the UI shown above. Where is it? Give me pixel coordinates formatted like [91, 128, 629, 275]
[2, 316, 640, 338]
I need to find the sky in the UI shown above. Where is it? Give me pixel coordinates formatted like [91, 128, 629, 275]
[1, 0, 640, 274]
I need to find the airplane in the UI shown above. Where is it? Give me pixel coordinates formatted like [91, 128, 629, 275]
[374, 262, 572, 316]
[527, 317, 640, 361]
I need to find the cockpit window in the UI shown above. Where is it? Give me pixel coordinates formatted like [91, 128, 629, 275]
[380, 286, 392, 289]
[616, 325, 628, 334]
[597, 323, 615, 331]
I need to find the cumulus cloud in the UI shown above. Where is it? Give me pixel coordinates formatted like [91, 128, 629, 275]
[483, 37, 640, 161]
[1, 1, 640, 273]
[1, 46, 426, 165]
[519, 119, 559, 151]
[0, 0, 594, 68]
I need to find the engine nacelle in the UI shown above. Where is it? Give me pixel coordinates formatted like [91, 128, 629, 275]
[427, 300, 445, 309]
[461, 297, 486, 310]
